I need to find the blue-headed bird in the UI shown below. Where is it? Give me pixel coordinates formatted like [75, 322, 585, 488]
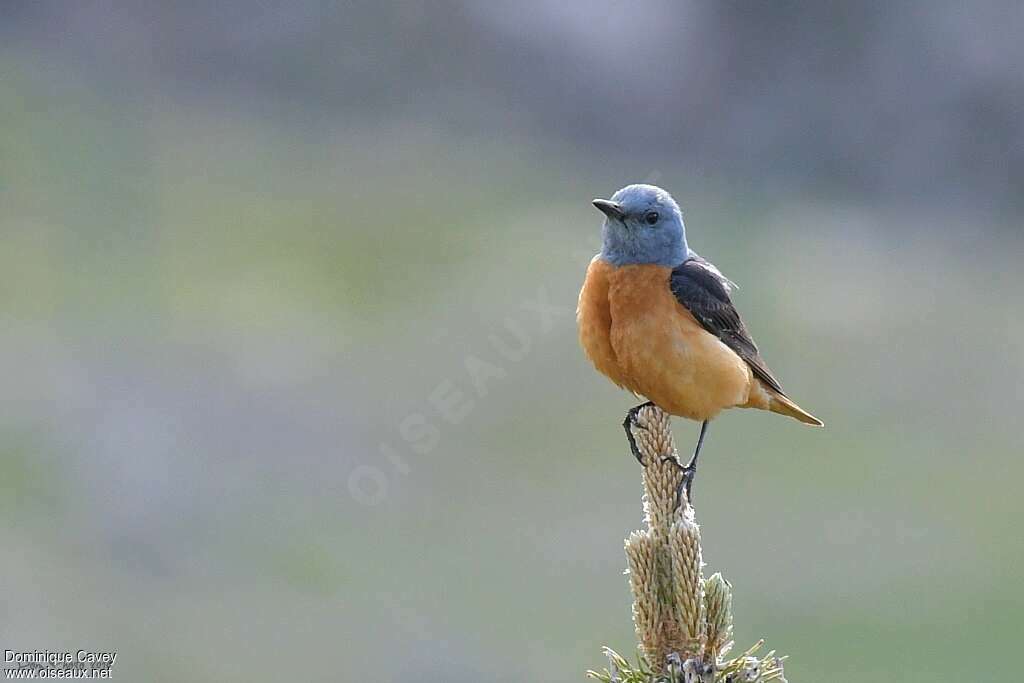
[577, 184, 821, 499]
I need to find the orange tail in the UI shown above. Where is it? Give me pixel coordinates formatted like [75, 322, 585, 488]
[770, 394, 824, 426]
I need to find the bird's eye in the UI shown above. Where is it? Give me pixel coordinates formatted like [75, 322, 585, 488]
[644, 211, 659, 225]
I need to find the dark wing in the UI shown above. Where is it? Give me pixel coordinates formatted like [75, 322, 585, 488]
[669, 257, 786, 396]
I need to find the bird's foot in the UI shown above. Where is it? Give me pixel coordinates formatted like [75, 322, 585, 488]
[659, 455, 696, 510]
[677, 462, 696, 509]
[622, 401, 655, 466]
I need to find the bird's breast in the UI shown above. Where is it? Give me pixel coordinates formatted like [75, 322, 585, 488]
[580, 260, 752, 420]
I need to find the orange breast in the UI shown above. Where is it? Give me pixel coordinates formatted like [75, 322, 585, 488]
[578, 257, 753, 421]
[577, 256, 633, 390]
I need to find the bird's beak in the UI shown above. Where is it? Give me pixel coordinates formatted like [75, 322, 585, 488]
[592, 199, 625, 221]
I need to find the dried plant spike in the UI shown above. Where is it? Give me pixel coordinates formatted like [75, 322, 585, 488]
[703, 572, 734, 662]
[668, 513, 704, 650]
[624, 532, 661, 662]
[592, 405, 789, 682]
[630, 405, 683, 536]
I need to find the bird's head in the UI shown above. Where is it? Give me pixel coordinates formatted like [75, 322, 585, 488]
[593, 184, 689, 267]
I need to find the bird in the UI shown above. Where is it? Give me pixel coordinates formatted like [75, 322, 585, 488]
[577, 184, 821, 500]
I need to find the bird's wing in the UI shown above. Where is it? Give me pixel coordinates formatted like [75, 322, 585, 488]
[669, 257, 786, 396]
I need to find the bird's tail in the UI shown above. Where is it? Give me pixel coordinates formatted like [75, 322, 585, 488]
[770, 394, 824, 427]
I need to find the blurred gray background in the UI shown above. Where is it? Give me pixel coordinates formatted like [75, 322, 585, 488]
[2, 2, 1022, 681]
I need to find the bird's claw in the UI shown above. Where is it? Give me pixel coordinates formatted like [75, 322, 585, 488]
[622, 413, 644, 465]
[624, 404, 701, 509]
[622, 401, 655, 466]
[676, 463, 696, 510]
[660, 456, 696, 510]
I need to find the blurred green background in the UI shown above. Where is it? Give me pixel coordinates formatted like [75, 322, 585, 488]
[2, 3, 1022, 681]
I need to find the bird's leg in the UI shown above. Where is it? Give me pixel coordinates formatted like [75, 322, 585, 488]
[622, 401, 655, 465]
[675, 419, 710, 508]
